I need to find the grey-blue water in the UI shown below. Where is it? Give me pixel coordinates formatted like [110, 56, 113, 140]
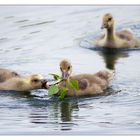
[0, 5, 140, 135]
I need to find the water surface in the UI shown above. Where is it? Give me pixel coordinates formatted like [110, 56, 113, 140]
[0, 6, 140, 135]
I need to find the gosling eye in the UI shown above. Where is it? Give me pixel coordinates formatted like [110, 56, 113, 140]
[32, 79, 39, 83]
[68, 66, 71, 70]
[12, 72, 19, 77]
[108, 17, 112, 21]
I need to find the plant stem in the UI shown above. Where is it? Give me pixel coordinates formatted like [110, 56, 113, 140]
[48, 79, 63, 86]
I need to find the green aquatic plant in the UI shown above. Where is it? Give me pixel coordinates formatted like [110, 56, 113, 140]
[48, 73, 79, 99]
[49, 73, 62, 80]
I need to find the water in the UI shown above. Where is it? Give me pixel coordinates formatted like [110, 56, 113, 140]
[0, 5, 140, 135]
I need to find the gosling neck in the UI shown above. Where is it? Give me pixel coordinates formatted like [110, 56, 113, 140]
[106, 25, 115, 41]
[63, 77, 70, 83]
[61, 77, 70, 85]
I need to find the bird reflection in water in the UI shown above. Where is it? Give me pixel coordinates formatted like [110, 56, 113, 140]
[98, 48, 129, 70]
[59, 99, 79, 131]
[60, 100, 79, 121]
[28, 98, 79, 131]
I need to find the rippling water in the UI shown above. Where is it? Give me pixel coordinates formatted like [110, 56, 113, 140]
[0, 5, 140, 135]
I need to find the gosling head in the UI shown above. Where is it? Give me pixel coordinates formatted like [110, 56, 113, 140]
[101, 13, 114, 29]
[60, 59, 72, 80]
[29, 74, 48, 89]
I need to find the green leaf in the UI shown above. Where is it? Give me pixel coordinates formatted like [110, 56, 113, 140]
[59, 87, 68, 100]
[49, 73, 62, 80]
[68, 80, 79, 90]
[48, 85, 59, 95]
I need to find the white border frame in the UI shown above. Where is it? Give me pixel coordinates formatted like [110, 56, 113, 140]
[0, 0, 140, 5]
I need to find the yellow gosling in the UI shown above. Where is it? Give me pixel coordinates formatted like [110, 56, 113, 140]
[58, 59, 114, 97]
[95, 13, 140, 48]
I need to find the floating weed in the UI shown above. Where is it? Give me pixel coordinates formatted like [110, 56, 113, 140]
[48, 73, 79, 100]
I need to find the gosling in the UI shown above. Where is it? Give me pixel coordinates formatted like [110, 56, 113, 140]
[95, 13, 140, 48]
[0, 74, 48, 91]
[58, 59, 114, 97]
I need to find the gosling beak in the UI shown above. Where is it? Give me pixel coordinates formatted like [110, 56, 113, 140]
[41, 79, 48, 89]
[62, 72, 69, 80]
